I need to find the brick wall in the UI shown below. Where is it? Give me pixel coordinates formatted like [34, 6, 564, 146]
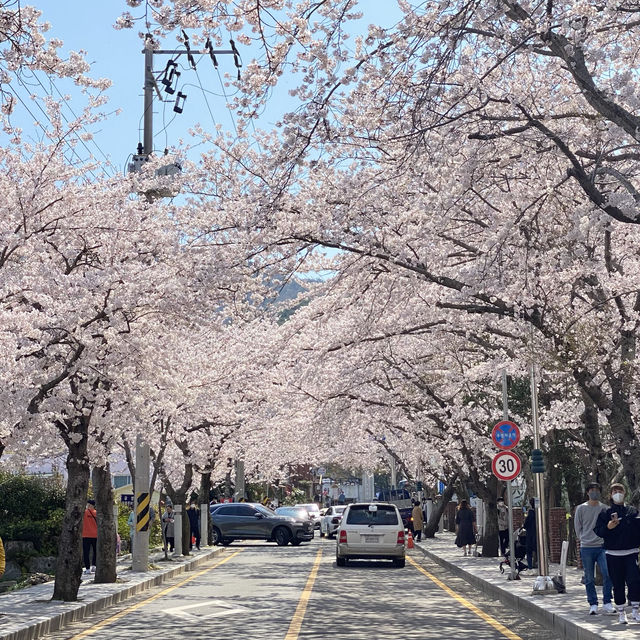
[549, 507, 568, 563]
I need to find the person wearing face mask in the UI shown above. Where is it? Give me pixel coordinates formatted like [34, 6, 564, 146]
[594, 483, 640, 624]
[574, 482, 614, 615]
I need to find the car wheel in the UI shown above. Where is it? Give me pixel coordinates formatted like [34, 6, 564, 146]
[274, 527, 291, 546]
[291, 538, 302, 546]
[221, 538, 234, 546]
[336, 556, 347, 567]
[393, 558, 406, 568]
[212, 526, 222, 546]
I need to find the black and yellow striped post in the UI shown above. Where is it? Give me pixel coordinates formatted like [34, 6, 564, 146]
[132, 434, 150, 572]
[136, 492, 150, 532]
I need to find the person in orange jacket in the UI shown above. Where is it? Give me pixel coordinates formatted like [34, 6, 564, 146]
[0, 535, 5, 578]
[82, 499, 98, 574]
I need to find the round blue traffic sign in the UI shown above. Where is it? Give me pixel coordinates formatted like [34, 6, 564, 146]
[491, 421, 520, 450]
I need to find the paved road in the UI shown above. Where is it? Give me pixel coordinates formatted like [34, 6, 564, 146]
[45, 537, 557, 640]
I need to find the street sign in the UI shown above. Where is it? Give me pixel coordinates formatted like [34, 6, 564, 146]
[491, 451, 522, 481]
[491, 420, 520, 450]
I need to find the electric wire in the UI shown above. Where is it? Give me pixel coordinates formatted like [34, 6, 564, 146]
[193, 60, 218, 129]
[10, 83, 101, 182]
[215, 66, 238, 138]
[27, 69, 119, 177]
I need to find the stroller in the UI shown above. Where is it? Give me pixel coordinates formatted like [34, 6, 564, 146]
[499, 528, 528, 577]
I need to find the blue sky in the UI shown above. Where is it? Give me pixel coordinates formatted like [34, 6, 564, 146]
[20, 2, 403, 177]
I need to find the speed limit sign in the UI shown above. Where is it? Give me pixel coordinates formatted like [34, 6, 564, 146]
[491, 451, 521, 481]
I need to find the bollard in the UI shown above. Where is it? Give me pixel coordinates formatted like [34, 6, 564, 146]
[173, 505, 183, 557]
[200, 503, 208, 548]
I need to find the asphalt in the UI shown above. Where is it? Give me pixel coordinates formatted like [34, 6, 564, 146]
[0, 533, 631, 640]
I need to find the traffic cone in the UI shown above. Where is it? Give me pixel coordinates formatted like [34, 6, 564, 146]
[407, 530, 414, 549]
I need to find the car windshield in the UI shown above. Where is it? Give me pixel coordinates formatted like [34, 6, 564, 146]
[276, 507, 310, 519]
[255, 504, 275, 516]
[346, 505, 399, 526]
[298, 503, 320, 514]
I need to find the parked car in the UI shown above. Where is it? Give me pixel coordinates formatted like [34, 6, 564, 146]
[210, 502, 314, 546]
[295, 503, 322, 529]
[320, 505, 346, 538]
[335, 502, 406, 568]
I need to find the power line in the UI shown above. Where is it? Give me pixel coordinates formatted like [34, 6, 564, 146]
[31, 70, 119, 177]
[10, 83, 101, 182]
[18, 71, 116, 178]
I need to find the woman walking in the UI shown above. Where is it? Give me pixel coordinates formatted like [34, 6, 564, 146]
[455, 500, 476, 556]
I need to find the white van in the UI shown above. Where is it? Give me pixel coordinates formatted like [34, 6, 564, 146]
[336, 502, 406, 568]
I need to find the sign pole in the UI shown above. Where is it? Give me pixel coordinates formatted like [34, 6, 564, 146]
[502, 370, 517, 581]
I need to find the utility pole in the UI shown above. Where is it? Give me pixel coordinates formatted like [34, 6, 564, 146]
[530, 364, 555, 593]
[132, 433, 150, 572]
[501, 370, 517, 581]
[129, 34, 241, 175]
[143, 43, 154, 156]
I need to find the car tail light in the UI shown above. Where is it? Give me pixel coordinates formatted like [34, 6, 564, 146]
[397, 531, 405, 545]
[339, 530, 347, 544]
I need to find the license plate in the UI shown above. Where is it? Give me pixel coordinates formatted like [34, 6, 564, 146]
[363, 535, 379, 543]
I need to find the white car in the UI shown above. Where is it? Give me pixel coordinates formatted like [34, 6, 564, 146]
[295, 503, 322, 529]
[320, 505, 346, 538]
[336, 502, 406, 568]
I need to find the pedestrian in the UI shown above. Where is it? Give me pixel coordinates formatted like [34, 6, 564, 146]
[496, 497, 509, 556]
[574, 482, 615, 615]
[0, 535, 5, 578]
[338, 490, 346, 505]
[127, 506, 135, 555]
[162, 503, 175, 552]
[523, 498, 537, 570]
[187, 502, 201, 550]
[594, 483, 640, 624]
[455, 500, 476, 556]
[81, 499, 98, 575]
[411, 500, 424, 542]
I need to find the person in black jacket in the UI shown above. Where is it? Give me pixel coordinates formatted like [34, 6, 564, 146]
[523, 498, 537, 570]
[187, 502, 201, 550]
[594, 483, 640, 625]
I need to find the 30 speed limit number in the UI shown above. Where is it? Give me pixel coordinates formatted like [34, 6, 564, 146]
[491, 450, 521, 482]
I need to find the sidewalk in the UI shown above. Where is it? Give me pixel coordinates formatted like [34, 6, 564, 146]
[415, 532, 628, 640]
[0, 547, 222, 640]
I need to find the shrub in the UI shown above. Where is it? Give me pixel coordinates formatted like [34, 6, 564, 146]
[0, 473, 66, 555]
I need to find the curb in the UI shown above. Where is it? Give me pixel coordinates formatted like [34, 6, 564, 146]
[0, 548, 223, 640]
[415, 544, 604, 640]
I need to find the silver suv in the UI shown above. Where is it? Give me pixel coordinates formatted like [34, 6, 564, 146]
[336, 502, 405, 567]
[211, 503, 314, 546]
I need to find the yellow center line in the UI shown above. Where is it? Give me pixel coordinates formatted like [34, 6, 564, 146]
[69, 550, 243, 640]
[407, 556, 523, 640]
[284, 548, 323, 640]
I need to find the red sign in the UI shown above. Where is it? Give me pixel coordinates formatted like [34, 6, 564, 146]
[491, 421, 520, 450]
[491, 451, 521, 481]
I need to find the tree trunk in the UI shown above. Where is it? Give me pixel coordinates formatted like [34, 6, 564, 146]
[93, 463, 117, 583]
[424, 478, 457, 538]
[52, 419, 90, 601]
[472, 475, 499, 557]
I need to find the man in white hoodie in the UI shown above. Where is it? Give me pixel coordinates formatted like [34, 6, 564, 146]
[574, 482, 614, 616]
